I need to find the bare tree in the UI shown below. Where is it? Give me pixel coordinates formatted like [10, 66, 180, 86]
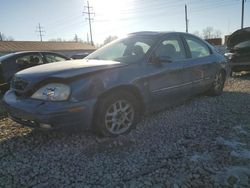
[202, 27, 214, 39]
[0, 33, 14, 41]
[73, 34, 84, 42]
[202, 27, 222, 39]
[49, 37, 88, 44]
[214, 30, 222, 38]
[103, 36, 118, 45]
[49, 38, 64, 42]
[192, 31, 202, 38]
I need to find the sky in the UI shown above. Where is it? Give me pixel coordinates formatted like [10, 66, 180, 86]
[0, 0, 250, 45]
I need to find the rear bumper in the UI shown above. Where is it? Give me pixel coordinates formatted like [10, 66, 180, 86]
[2, 90, 96, 130]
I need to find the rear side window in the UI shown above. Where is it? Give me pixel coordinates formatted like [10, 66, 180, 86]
[185, 36, 211, 58]
[45, 54, 67, 63]
[16, 54, 43, 69]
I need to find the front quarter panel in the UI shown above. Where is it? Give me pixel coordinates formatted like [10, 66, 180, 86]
[69, 63, 149, 105]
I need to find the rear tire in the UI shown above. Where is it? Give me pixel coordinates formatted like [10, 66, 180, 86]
[208, 71, 225, 96]
[94, 90, 140, 137]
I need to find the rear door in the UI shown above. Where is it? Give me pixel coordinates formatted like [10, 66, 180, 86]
[181, 35, 215, 94]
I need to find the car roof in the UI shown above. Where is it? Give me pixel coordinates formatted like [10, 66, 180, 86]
[226, 27, 250, 48]
[0, 53, 16, 61]
[128, 31, 191, 37]
[128, 31, 215, 52]
[128, 31, 199, 38]
[11, 51, 65, 55]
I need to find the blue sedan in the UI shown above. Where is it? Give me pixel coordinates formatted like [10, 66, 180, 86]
[3, 31, 229, 136]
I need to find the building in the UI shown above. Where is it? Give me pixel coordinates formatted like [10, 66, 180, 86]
[0, 41, 96, 57]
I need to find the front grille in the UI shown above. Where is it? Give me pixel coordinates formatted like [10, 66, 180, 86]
[11, 76, 29, 91]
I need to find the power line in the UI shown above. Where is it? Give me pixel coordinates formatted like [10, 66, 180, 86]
[36, 23, 45, 42]
[94, 0, 232, 23]
[83, 1, 94, 46]
[45, 0, 235, 40]
[94, 1, 238, 37]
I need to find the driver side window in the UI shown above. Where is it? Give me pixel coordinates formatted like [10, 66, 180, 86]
[155, 36, 186, 61]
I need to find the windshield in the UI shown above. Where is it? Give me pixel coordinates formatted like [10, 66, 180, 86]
[86, 36, 156, 63]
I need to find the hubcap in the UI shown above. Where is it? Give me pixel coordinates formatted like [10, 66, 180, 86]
[105, 100, 135, 135]
[214, 72, 223, 91]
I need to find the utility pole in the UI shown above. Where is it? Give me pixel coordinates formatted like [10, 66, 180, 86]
[74, 34, 78, 42]
[185, 4, 188, 33]
[36, 23, 45, 42]
[83, 1, 94, 46]
[241, 0, 245, 29]
[87, 33, 89, 44]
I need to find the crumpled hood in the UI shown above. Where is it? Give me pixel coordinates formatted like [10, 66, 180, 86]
[226, 27, 250, 49]
[15, 59, 127, 82]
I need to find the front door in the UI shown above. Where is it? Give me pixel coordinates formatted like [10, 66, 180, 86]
[147, 35, 189, 110]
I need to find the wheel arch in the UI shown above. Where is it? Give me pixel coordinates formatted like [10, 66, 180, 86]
[92, 84, 145, 125]
[218, 67, 228, 80]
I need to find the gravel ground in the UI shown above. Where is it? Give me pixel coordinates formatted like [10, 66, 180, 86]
[0, 93, 6, 118]
[0, 73, 250, 188]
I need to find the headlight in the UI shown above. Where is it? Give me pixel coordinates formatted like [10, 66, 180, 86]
[31, 83, 71, 101]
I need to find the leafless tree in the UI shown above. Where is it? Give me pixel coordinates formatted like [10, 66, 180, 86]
[202, 27, 222, 39]
[103, 36, 118, 45]
[0, 33, 14, 41]
[192, 31, 202, 38]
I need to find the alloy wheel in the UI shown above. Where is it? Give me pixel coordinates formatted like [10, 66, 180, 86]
[104, 100, 135, 135]
[214, 72, 224, 91]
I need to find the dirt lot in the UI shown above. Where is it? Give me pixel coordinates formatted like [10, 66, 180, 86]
[0, 74, 250, 188]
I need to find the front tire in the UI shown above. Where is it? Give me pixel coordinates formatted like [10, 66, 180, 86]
[95, 91, 140, 137]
